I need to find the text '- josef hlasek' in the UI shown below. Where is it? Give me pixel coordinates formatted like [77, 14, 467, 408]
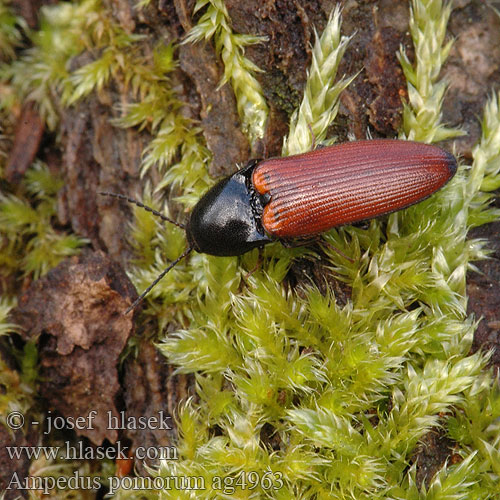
[42, 410, 172, 434]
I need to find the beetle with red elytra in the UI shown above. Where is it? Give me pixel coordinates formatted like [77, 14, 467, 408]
[101, 138, 456, 313]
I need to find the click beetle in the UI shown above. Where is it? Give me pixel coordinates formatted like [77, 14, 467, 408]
[101, 139, 457, 312]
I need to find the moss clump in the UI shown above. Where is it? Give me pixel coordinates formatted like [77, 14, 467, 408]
[1, 0, 499, 498]
[0, 161, 87, 280]
[185, 0, 268, 144]
[283, 7, 356, 155]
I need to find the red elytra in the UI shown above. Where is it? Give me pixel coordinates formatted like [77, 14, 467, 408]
[252, 139, 457, 239]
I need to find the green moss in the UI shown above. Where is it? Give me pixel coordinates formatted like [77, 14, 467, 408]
[110, 42, 212, 207]
[0, 299, 36, 432]
[0, 0, 143, 129]
[398, 0, 464, 142]
[283, 7, 356, 155]
[0, 161, 87, 280]
[0, 0, 26, 62]
[1, 0, 499, 497]
[185, 0, 268, 143]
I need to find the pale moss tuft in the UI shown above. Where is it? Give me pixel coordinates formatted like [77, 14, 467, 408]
[0, 346, 36, 432]
[0, 161, 87, 279]
[135, 0, 152, 8]
[144, 121, 211, 208]
[65, 31, 145, 105]
[159, 326, 240, 374]
[401, 453, 479, 499]
[283, 6, 355, 156]
[0, 300, 36, 432]
[124, 184, 194, 326]
[469, 92, 500, 218]
[0, 297, 17, 338]
[112, 43, 212, 207]
[0, 0, 27, 61]
[0, 0, 132, 130]
[185, 0, 268, 144]
[398, 0, 463, 142]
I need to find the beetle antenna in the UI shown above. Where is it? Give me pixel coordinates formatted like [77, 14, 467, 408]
[124, 246, 194, 314]
[99, 192, 185, 230]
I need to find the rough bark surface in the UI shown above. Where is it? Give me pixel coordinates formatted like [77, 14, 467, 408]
[12, 251, 136, 444]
